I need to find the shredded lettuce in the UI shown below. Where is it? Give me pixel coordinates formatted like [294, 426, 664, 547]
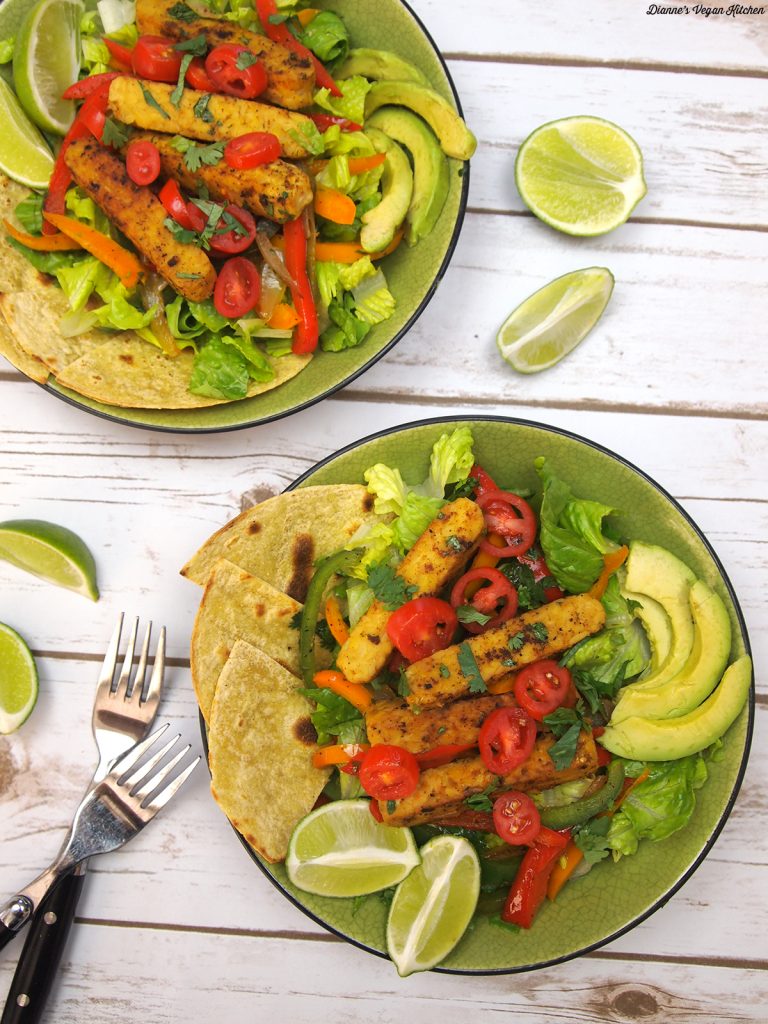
[320, 293, 371, 352]
[352, 269, 395, 325]
[221, 334, 275, 382]
[189, 336, 250, 399]
[346, 582, 375, 626]
[96, 0, 135, 33]
[564, 575, 650, 685]
[94, 294, 157, 332]
[298, 11, 348, 64]
[314, 75, 371, 126]
[14, 194, 44, 235]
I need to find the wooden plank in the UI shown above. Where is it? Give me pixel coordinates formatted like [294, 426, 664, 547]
[2, 925, 766, 1022]
[411, 0, 768, 75]
[447, 60, 768, 227]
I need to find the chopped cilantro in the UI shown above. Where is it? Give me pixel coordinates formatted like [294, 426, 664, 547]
[571, 665, 627, 714]
[437, 725, 447, 736]
[544, 703, 589, 771]
[397, 669, 410, 698]
[193, 92, 214, 123]
[457, 605, 492, 626]
[367, 562, 417, 611]
[102, 117, 129, 149]
[163, 217, 197, 245]
[289, 610, 302, 631]
[446, 535, 464, 553]
[574, 816, 612, 865]
[169, 1, 197, 21]
[236, 50, 259, 70]
[315, 619, 336, 652]
[465, 783, 496, 812]
[174, 33, 208, 55]
[171, 53, 194, 107]
[499, 558, 549, 610]
[439, 664, 451, 679]
[445, 475, 478, 501]
[508, 631, 526, 652]
[501, 657, 516, 668]
[457, 642, 486, 694]
[529, 621, 549, 644]
[170, 135, 225, 172]
[386, 799, 396, 814]
[139, 82, 170, 119]
[299, 686, 365, 746]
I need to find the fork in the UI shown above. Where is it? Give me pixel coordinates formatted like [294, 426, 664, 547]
[1, 616, 165, 1024]
[0, 725, 199, 952]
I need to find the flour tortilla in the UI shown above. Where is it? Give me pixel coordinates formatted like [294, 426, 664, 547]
[0, 303, 47, 382]
[208, 639, 329, 863]
[191, 558, 332, 723]
[181, 484, 379, 592]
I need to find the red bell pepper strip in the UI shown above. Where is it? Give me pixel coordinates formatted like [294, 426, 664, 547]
[283, 217, 319, 354]
[62, 71, 121, 100]
[104, 37, 134, 70]
[415, 743, 477, 770]
[255, 0, 342, 96]
[502, 827, 571, 929]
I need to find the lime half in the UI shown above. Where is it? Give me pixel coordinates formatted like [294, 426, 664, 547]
[516, 115, 647, 236]
[0, 78, 54, 189]
[0, 519, 99, 600]
[0, 623, 39, 734]
[497, 266, 614, 374]
[13, 0, 82, 136]
[387, 835, 480, 977]
[286, 799, 420, 897]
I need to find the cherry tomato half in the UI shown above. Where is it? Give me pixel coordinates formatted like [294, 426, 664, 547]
[104, 37, 134, 69]
[386, 596, 458, 662]
[132, 36, 183, 83]
[358, 744, 420, 801]
[125, 140, 161, 186]
[205, 45, 268, 99]
[513, 660, 572, 722]
[224, 132, 282, 170]
[477, 491, 537, 558]
[450, 566, 519, 635]
[470, 463, 499, 498]
[493, 790, 541, 845]
[213, 256, 261, 319]
[478, 706, 537, 775]
[309, 113, 362, 132]
[185, 56, 216, 92]
[209, 204, 257, 255]
[159, 180, 206, 232]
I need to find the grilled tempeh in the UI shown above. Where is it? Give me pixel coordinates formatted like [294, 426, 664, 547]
[365, 692, 517, 752]
[135, 0, 314, 110]
[64, 137, 215, 302]
[108, 78, 313, 158]
[377, 730, 598, 826]
[405, 594, 606, 709]
[130, 130, 312, 224]
[337, 498, 485, 684]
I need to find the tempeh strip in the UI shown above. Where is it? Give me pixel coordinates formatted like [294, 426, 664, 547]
[365, 692, 517, 752]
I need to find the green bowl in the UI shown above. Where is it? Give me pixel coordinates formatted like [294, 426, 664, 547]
[227, 415, 753, 973]
[0, 0, 469, 432]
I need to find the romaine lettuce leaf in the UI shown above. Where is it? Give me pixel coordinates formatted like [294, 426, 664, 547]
[221, 334, 275, 382]
[314, 75, 371, 126]
[14, 193, 44, 235]
[189, 336, 249, 399]
[426, 426, 476, 499]
[352, 269, 395, 325]
[564, 575, 650, 686]
[299, 11, 348, 63]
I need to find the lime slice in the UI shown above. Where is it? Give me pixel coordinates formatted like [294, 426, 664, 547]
[0, 623, 39, 734]
[0, 519, 99, 600]
[497, 266, 614, 374]
[286, 799, 420, 897]
[515, 115, 647, 236]
[13, 0, 82, 136]
[0, 78, 54, 189]
[386, 835, 480, 977]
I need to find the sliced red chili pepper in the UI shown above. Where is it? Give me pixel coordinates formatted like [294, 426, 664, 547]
[159, 180, 206, 232]
[255, 0, 342, 96]
[283, 217, 318, 354]
[493, 790, 541, 845]
[415, 743, 476, 770]
[450, 566, 519, 635]
[470, 464, 500, 498]
[502, 828, 570, 928]
[209, 204, 256, 255]
[125, 140, 161, 186]
[224, 132, 281, 170]
[205, 44, 268, 99]
[478, 706, 537, 775]
[214, 256, 261, 319]
[104, 37, 134, 69]
[309, 113, 362, 132]
[477, 490, 537, 558]
[514, 660, 572, 722]
[131, 36, 183, 82]
[185, 56, 216, 92]
[358, 744, 420, 802]
[62, 72, 121, 100]
[387, 596, 458, 662]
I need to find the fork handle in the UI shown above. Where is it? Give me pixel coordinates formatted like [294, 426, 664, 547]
[0, 898, 33, 951]
[1, 871, 86, 1024]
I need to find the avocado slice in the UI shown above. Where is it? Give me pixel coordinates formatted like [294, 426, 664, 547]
[365, 81, 477, 160]
[367, 107, 449, 246]
[611, 580, 732, 723]
[623, 542, 697, 691]
[621, 588, 673, 675]
[360, 126, 413, 254]
[334, 48, 430, 86]
[599, 655, 751, 761]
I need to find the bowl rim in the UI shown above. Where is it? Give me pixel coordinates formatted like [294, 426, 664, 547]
[203, 412, 754, 974]
[27, 0, 471, 434]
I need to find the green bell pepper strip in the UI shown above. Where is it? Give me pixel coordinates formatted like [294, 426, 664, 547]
[539, 759, 625, 831]
[299, 548, 362, 686]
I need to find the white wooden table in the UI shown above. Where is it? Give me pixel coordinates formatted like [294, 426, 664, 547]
[1, 3, 766, 1020]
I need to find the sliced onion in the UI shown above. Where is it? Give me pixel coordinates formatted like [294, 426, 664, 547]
[255, 231, 297, 290]
[258, 262, 285, 320]
[139, 272, 180, 357]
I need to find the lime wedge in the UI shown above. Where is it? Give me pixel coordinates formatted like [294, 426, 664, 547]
[0, 78, 54, 189]
[515, 115, 647, 236]
[13, 0, 83, 136]
[286, 799, 420, 897]
[0, 519, 99, 600]
[497, 266, 614, 374]
[0, 623, 39, 734]
[386, 835, 480, 977]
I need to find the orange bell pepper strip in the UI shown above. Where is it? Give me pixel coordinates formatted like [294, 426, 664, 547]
[324, 595, 350, 646]
[296, 7, 319, 26]
[313, 670, 372, 713]
[3, 220, 83, 251]
[314, 187, 356, 226]
[348, 152, 387, 174]
[266, 303, 300, 330]
[43, 213, 143, 289]
[588, 545, 629, 600]
[314, 229, 404, 265]
[485, 670, 517, 695]
[312, 742, 369, 769]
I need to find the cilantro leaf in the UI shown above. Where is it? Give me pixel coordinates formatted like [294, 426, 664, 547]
[544, 703, 589, 771]
[315, 619, 336, 652]
[290, 610, 303, 631]
[169, 1, 197, 21]
[299, 686, 365, 746]
[139, 82, 170, 119]
[102, 117, 129, 149]
[572, 665, 626, 714]
[163, 217, 197, 245]
[529, 621, 549, 643]
[457, 641, 486, 694]
[236, 50, 259, 70]
[170, 135, 224, 173]
[465, 783, 496, 812]
[439, 664, 451, 679]
[508, 631, 525, 652]
[367, 562, 416, 611]
[574, 816, 612, 865]
[174, 33, 208, 55]
[171, 53, 194, 107]
[457, 605, 492, 626]
[397, 669, 410, 697]
[193, 92, 214, 123]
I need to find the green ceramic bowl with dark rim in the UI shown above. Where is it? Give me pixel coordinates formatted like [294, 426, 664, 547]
[0, 0, 469, 432]
[211, 414, 753, 974]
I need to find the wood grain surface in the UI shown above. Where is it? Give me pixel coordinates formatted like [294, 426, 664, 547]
[1, 2, 766, 1021]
